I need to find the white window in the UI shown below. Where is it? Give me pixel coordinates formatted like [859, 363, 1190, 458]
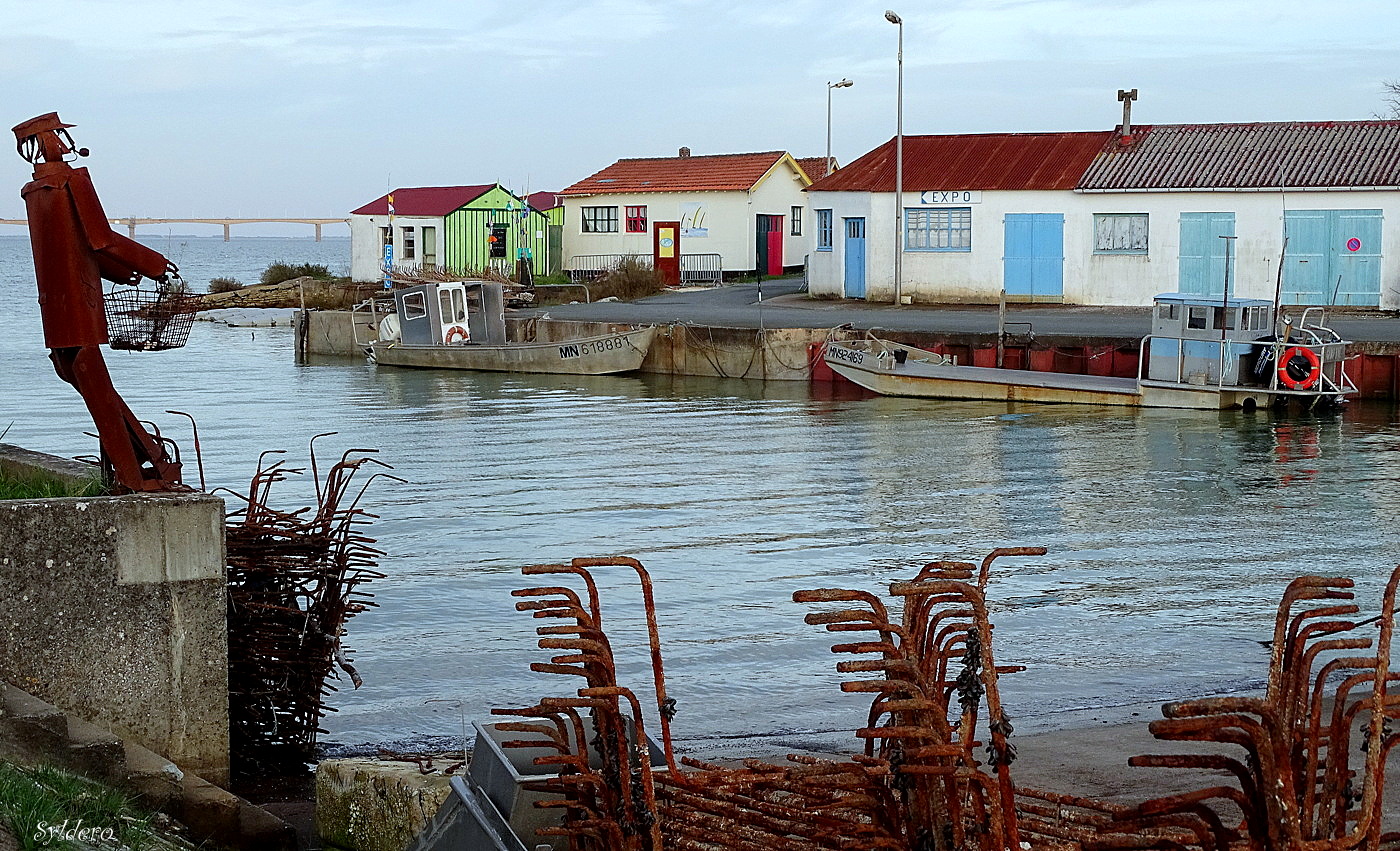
[1094, 213, 1148, 254]
[402, 292, 427, 320]
[790, 206, 803, 236]
[581, 206, 619, 233]
[402, 227, 416, 260]
[816, 209, 833, 249]
[905, 208, 971, 251]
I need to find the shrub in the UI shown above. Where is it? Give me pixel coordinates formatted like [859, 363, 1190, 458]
[208, 277, 243, 293]
[260, 262, 332, 286]
[592, 256, 664, 301]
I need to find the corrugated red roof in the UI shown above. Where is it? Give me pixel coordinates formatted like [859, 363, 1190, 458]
[808, 132, 1115, 192]
[351, 184, 495, 216]
[1078, 121, 1400, 189]
[561, 151, 791, 194]
[795, 156, 835, 181]
[526, 191, 563, 211]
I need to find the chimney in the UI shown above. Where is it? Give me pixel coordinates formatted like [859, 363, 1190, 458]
[678, 146, 691, 157]
[1117, 89, 1138, 147]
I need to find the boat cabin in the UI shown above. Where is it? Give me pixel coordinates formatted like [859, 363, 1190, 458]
[1145, 293, 1277, 386]
[393, 281, 506, 346]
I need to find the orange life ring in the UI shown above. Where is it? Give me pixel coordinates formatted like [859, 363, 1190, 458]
[1277, 346, 1321, 390]
[444, 325, 469, 344]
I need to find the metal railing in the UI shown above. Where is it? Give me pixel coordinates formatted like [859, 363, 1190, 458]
[1137, 334, 1356, 397]
[566, 253, 726, 286]
[680, 253, 723, 287]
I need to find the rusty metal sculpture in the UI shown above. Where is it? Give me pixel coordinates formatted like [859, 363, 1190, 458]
[494, 550, 1400, 851]
[13, 112, 190, 492]
[220, 434, 400, 777]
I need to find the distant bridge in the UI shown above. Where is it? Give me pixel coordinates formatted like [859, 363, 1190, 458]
[0, 217, 349, 241]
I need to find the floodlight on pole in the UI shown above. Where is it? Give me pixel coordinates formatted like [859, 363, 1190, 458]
[886, 9, 904, 305]
[826, 78, 853, 176]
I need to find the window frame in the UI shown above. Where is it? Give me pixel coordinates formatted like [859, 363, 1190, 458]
[401, 226, 416, 260]
[402, 292, 427, 320]
[625, 205, 648, 233]
[790, 206, 803, 236]
[581, 206, 619, 233]
[1093, 212, 1149, 255]
[904, 207, 972, 252]
[816, 209, 833, 250]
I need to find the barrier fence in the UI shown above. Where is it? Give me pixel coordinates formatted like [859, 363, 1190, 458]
[566, 253, 724, 287]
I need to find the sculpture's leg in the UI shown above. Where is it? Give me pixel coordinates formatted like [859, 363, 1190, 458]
[50, 346, 182, 492]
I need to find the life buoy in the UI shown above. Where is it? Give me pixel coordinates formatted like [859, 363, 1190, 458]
[1277, 346, 1321, 390]
[444, 325, 469, 344]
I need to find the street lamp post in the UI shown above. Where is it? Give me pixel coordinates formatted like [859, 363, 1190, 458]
[826, 78, 853, 176]
[885, 9, 904, 306]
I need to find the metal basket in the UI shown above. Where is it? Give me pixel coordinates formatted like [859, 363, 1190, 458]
[103, 286, 199, 351]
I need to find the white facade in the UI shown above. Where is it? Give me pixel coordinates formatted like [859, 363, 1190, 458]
[807, 188, 1400, 309]
[561, 162, 812, 273]
[349, 214, 443, 283]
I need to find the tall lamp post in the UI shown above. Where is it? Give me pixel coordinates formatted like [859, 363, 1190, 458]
[826, 78, 853, 176]
[885, 9, 904, 305]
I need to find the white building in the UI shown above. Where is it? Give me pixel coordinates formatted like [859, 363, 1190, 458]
[560, 149, 819, 276]
[807, 122, 1400, 308]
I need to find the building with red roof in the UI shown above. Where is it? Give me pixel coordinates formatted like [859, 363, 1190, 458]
[350, 184, 561, 282]
[560, 148, 817, 276]
[807, 118, 1400, 308]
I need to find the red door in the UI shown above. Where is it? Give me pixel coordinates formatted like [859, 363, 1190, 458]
[756, 215, 784, 276]
[653, 221, 680, 286]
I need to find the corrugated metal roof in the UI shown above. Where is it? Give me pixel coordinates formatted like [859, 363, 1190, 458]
[1079, 122, 1400, 189]
[561, 151, 791, 195]
[526, 191, 563, 211]
[808, 132, 1114, 193]
[351, 184, 495, 216]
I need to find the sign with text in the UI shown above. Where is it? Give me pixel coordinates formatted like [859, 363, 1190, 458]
[919, 190, 982, 205]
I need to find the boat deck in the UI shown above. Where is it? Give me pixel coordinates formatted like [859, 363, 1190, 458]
[904, 361, 1141, 396]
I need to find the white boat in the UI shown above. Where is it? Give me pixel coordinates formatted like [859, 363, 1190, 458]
[362, 281, 656, 376]
[824, 293, 1357, 410]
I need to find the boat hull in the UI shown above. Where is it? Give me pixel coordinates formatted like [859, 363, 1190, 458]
[825, 340, 1303, 410]
[372, 326, 657, 375]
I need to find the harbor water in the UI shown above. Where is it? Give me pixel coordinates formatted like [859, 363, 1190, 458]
[3, 235, 1400, 756]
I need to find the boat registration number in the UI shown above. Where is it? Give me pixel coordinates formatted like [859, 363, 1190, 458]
[559, 336, 627, 359]
[828, 346, 865, 365]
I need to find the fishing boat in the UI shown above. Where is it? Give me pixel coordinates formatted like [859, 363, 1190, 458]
[361, 280, 656, 375]
[824, 293, 1356, 410]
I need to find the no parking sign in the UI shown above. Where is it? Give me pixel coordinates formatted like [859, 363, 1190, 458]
[1347, 237, 1362, 252]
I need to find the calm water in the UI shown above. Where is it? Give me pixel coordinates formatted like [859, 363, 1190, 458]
[3, 235, 1400, 756]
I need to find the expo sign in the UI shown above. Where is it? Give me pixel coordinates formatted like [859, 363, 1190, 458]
[919, 190, 982, 204]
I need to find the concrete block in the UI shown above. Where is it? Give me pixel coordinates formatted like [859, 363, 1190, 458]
[122, 742, 185, 809]
[316, 758, 455, 851]
[0, 447, 229, 785]
[64, 714, 127, 786]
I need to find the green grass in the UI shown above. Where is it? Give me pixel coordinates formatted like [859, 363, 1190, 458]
[0, 472, 105, 500]
[0, 762, 190, 850]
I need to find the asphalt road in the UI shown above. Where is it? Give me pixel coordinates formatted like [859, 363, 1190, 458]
[527, 282, 1400, 343]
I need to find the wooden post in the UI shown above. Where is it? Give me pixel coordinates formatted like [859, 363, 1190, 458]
[997, 288, 1007, 368]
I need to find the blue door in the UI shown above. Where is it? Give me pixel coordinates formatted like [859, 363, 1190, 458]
[1284, 209, 1382, 305]
[1003, 213, 1064, 300]
[843, 217, 866, 298]
[1178, 213, 1235, 296]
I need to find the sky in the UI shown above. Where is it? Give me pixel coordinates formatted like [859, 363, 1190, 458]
[2, 0, 1399, 234]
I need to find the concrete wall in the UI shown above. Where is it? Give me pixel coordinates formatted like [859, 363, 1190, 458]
[0, 445, 230, 785]
[807, 187, 1400, 308]
[562, 161, 813, 272]
[300, 310, 830, 380]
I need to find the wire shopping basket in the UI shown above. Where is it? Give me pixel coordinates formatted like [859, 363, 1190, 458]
[103, 285, 199, 351]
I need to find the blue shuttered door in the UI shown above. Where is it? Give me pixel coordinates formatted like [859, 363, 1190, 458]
[1284, 209, 1382, 306]
[1178, 213, 1235, 296]
[1003, 214, 1063, 299]
[843, 218, 866, 298]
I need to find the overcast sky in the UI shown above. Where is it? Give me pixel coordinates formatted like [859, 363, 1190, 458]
[3, 0, 1398, 233]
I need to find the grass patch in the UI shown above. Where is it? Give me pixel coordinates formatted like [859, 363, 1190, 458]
[590, 256, 664, 301]
[0, 761, 189, 850]
[259, 262, 333, 286]
[0, 471, 104, 500]
[207, 277, 243, 294]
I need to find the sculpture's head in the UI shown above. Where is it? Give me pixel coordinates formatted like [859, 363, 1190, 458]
[12, 112, 88, 165]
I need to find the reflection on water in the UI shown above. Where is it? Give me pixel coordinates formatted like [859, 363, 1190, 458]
[3, 237, 1400, 754]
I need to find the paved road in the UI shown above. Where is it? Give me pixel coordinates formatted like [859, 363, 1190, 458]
[527, 283, 1400, 343]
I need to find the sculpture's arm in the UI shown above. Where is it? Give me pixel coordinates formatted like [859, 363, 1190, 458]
[69, 167, 175, 284]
